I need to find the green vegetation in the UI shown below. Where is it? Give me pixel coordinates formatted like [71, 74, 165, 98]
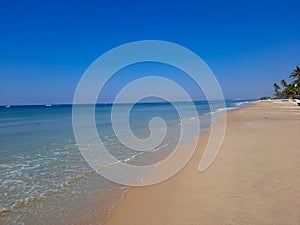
[273, 66, 300, 99]
[259, 96, 271, 100]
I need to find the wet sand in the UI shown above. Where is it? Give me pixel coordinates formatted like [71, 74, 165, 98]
[104, 102, 300, 225]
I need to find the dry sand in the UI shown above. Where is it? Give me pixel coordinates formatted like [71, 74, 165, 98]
[104, 102, 300, 225]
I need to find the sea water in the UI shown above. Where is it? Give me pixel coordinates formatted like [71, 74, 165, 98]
[0, 100, 251, 224]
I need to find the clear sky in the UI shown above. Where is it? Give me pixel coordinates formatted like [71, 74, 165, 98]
[1, 0, 300, 105]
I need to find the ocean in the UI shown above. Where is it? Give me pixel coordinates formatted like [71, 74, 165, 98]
[0, 100, 251, 225]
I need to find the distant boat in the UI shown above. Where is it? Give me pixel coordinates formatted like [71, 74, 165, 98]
[5, 105, 11, 108]
[45, 104, 52, 107]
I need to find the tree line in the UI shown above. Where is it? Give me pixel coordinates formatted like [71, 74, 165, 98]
[273, 66, 300, 99]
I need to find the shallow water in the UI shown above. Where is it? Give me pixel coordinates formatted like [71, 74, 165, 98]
[0, 100, 251, 224]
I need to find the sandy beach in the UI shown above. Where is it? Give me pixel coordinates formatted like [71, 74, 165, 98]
[105, 102, 300, 225]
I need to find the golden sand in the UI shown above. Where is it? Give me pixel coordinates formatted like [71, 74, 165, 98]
[105, 102, 300, 225]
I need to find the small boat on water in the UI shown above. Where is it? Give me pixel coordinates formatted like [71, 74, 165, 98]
[5, 105, 11, 108]
[45, 104, 52, 107]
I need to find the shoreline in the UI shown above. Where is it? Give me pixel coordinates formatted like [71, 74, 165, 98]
[104, 102, 300, 225]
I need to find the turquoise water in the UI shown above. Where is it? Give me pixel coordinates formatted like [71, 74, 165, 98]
[0, 101, 251, 224]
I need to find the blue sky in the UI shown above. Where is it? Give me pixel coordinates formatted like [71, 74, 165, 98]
[1, 0, 300, 105]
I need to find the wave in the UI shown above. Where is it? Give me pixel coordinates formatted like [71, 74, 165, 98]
[234, 101, 249, 106]
[202, 106, 237, 116]
[0, 142, 177, 218]
[0, 189, 59, 217]
[217, 106, 237, 112]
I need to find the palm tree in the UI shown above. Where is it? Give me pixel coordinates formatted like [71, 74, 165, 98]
[289, 66, 300, 82]
[273, 83, 280, 91]
[273, 83, 281, 98]
[281, 79, 288, 88]
[282, 83, 296, 98]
